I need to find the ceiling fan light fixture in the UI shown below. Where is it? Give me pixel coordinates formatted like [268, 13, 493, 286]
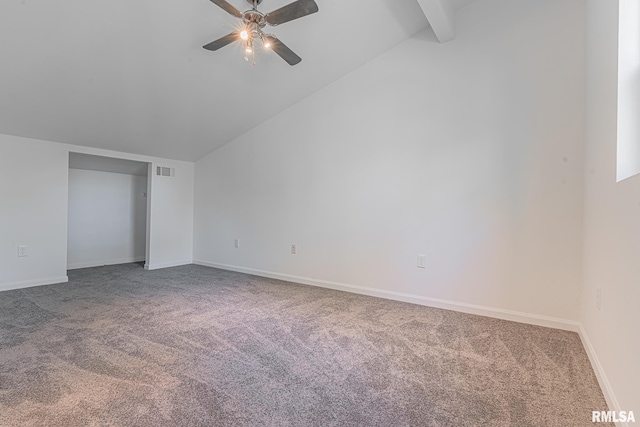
[260, 34, 271, 49]
[204, 0, 318, 66]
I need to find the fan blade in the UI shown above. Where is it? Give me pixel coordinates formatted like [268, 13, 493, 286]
[265, 0, 318, 26]
[266, 36, 302, 65]
[203, 32, 239, 51]
[209, 0, 242, 18]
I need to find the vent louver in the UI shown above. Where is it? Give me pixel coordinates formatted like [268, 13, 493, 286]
[156, 166, 175, 177]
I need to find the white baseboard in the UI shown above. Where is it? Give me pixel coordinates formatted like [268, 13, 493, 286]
[577, 324, 626, 426]
[145, 260, 192, 271]
[193, 260, 580, 332]
[0, 276, 69, 293]
[67, 257, 145, 270]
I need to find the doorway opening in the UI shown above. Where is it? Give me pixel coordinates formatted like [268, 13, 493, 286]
[67, 153, 151, 270]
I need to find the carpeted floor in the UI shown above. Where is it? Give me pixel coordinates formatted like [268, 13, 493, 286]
[0, 263, 610, 426]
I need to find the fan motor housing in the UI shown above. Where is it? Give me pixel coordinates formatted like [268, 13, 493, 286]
[243, 10, 267, 28]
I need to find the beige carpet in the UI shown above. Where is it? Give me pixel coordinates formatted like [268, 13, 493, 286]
[0, 263, 610, 426]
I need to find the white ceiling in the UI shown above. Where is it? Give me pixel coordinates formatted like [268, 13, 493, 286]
[0, 0, 470, 162]
[451, 0, 475, 9]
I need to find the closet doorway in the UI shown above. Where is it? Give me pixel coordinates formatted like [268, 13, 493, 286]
[67, 153, 150, 270]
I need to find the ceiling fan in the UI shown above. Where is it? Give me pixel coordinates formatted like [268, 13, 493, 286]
[203, 0, 319, 66]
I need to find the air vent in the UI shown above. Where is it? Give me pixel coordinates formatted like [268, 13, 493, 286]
[156, 166, 175, 177]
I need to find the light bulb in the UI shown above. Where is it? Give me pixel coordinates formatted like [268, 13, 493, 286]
[264, 41, 271, 49]
[240, 30, 249, 41]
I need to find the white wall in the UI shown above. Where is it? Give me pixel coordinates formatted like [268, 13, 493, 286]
[0, 134, 195, 291]
[0, 135, 69, 289]
[68, 169, 147, 269]
[145, 158, 195, 270]
[582, 0, 639, 417]
[194, 0, 586, 324]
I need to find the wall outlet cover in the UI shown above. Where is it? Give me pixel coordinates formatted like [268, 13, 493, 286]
[417, 254, 426, 268]
[18, 245, 28, 257]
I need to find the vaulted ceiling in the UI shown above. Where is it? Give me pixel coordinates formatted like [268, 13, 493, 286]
[0, 0, 473, 161]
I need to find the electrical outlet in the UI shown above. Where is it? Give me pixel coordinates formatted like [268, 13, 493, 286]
[596, 287, 601, 311]
[234, 238, 240, 248]
[18, 245, 28, 257]
[290, 244, 297, 255]
[417, 254, 426, 269]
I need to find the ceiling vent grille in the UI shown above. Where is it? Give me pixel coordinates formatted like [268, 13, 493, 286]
[156, 166, 175, 177]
